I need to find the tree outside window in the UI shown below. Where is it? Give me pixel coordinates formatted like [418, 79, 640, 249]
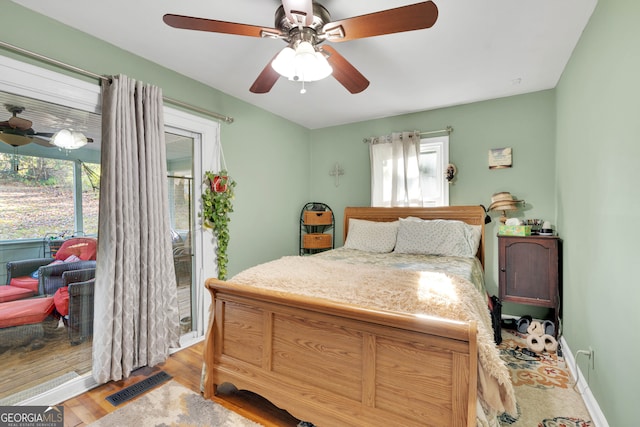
[0, 153, 100, 240]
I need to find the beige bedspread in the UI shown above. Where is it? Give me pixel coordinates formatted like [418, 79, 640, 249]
[232, 255, 517, 421]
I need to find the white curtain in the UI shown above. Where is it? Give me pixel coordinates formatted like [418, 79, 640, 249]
[93, 75, 180, 384]
[370, 131, 423, 206]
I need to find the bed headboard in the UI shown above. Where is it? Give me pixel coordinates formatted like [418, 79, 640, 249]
[343, 206, 487, 269]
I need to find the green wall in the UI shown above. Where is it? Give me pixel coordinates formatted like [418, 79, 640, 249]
[0, 0, 311, 277]
[556, 0, 638, 424]
[309, 90, 557, 303]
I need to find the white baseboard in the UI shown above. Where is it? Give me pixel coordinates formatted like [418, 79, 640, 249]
[558, 336, 609, 427]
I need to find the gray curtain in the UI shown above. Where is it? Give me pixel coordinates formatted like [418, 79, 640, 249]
[93, 75, 180, 384]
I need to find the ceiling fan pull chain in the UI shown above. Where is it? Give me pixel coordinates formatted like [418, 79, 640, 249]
[300, 80, 306, 94]
[12, 147, 19, 172]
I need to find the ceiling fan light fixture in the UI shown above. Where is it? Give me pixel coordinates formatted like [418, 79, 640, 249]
[51, 129, 88, 150]
[271, 41, 332, 83]
[271, 46, 295, 77]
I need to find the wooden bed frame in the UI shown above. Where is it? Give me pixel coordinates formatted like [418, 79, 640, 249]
[203, 206, 487, 426]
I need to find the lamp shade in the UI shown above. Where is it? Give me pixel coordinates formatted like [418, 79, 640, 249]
[272, 42, 333, 82]
[51, 129, 88, 150]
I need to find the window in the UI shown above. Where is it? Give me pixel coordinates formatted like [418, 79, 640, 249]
[418, 136, 449, 207]
[370, 133, 449, 207]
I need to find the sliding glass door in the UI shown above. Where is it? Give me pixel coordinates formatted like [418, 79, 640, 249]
[0, 54, 220, 404]
[166, 132, 195, 338]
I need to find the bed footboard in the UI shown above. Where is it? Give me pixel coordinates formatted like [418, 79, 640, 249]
[203, 279, 478, 427]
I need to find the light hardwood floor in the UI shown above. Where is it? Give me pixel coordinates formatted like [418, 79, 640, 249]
[61, 341, 301, 427]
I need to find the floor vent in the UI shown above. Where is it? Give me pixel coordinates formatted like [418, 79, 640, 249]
[106, 371, 172, 406]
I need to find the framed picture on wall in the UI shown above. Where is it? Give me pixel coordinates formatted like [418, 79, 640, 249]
[488, 147, 512, 169]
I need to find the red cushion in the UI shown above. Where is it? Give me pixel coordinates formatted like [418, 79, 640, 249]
[0, 286, 35, 303]
[9, 276, 39, 293]
[55, 238, 97, 261]
[54, 287, 69, 316]
[0, 297, 55, 328]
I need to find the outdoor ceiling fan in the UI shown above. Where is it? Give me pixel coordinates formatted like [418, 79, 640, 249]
[163, 0, 439, 94]
[0, 105, 54, 147]
[0, 105, 93, 149]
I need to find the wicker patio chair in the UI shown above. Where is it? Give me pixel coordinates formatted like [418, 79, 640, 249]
[61, 268, 96, 345]
[38, 260, 97, 296]
[5, 258, 52, 285]
[5, 237, 97, 298]
[2, 258, 52, 302]
[173, 246, 192, 286]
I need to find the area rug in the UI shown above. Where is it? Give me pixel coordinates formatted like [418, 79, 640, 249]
[498, 329, 593, 427]
[89, 380, 263, 427]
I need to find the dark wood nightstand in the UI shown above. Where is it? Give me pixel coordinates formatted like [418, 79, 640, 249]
[498, 235, 562, 336]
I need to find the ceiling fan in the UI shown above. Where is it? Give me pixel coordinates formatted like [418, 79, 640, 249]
[0, 105, 93, 149]
[163, 0, 438, 94]
[0, 105, 54, 147]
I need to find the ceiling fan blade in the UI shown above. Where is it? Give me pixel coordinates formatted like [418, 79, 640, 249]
[33, 132, 55, 138]
[163, 14, 282, 38]
[250, 54, 281, 94]
[281, 0, 314, 26]
[0, 133, 32, 147]
[30, 137, 54, 147]
[323, 1, 438, 42]
[321, 45, 369, 94]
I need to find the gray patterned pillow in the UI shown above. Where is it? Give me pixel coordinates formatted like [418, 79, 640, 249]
[344, 219, 399, 253]
[394, 218, 480, 257]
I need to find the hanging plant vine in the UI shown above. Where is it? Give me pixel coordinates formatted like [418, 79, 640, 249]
[201, 170, 236, 280]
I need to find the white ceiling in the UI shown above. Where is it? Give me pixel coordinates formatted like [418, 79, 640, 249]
[12, 0, 596, 130]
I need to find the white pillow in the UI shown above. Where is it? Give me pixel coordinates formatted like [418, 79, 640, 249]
[468, 225, 482, 256]
[394, 218, 480, 258]
[344, 219, 399, 253]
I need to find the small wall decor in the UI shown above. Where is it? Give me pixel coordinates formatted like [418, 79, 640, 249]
[445, 163, 457, 183]
[488, 147, 512, 169]
[329, 162, 344, 187]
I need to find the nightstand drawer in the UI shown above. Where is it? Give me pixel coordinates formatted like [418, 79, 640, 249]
[303, 233, 332, 249]
[303, 211, 333, 225]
